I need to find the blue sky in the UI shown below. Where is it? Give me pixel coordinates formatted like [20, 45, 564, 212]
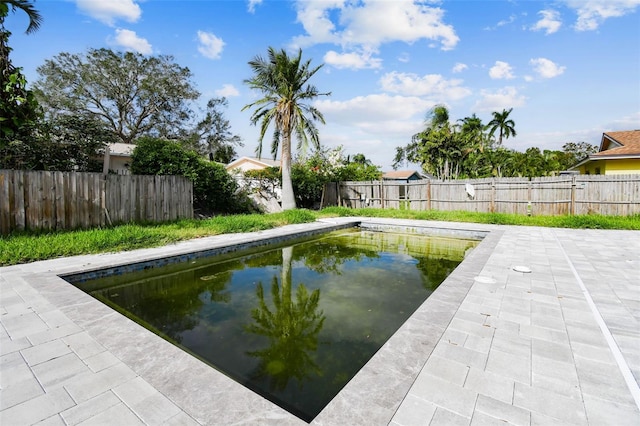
[6, 0, 640, 170]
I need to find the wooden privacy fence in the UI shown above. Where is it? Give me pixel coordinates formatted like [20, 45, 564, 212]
[322, 175, 640, 216]
[0, 170, 193, 235]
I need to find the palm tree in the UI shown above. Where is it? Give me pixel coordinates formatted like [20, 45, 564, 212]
[458, 114, 485, 143]
[486, 108, 517, 146]
[1, 0, 42, 141]
[0, 0, 43, 34]
[426, 104, 450, 130]
[2, 0, 43, 72]
[243, 47, 329, 210]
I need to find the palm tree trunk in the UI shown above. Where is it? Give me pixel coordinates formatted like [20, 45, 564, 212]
[281, 133, 297, 210]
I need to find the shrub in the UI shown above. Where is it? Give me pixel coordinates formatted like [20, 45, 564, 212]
[131, 137, 250, 214]
[291, 163, 330, 209]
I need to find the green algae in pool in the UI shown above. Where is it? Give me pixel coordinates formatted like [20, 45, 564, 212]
[78, 229, 478, 422]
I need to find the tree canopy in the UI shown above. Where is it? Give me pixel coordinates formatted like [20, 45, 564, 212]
[394, 105, 589, 179]
[243, 47, 329, 210]
[34, 48, 200, 144]
[0, 0, 41, 144]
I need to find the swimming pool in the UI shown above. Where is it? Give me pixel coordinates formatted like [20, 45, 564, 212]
[66, 227, 479, 422]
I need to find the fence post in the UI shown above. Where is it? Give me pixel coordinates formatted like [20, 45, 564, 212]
[490, 179, 495, 213]
[570, 176, 576, 215]
[527, 179, 533, 216]
[380, 180, 384, 209]
[337, 182, 342, 207]
[427, 179, 431, 210]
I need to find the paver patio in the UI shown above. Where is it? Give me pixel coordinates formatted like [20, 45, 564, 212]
[1, 218, 639, 425]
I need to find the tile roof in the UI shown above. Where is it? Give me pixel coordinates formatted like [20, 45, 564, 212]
[596, 130, 640, 156]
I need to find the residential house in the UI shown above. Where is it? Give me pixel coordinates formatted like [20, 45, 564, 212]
[381, 170, 427, 203]
[102, 142, 135, 175]
[382, 170, 426, 182]
[225, 156, 283, 213]
[569, 130, 640, 175]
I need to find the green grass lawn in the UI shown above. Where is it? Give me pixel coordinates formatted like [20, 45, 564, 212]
[1, 207, 638, 266]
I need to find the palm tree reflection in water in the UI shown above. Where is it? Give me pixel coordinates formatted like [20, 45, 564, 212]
[245, 247, 326, 391]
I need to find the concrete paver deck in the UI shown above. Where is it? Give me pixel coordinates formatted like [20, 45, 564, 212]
[1, 218, 639, 425]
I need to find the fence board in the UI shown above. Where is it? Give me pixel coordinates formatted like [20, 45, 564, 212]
[0, 171, 10, 234]
[327, 175, 640, 216]
[1, 170, 193, 235]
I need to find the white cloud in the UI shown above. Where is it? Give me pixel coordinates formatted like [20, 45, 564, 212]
[111, 29, 152, 54]
[530, 58, 566, 78]
[531, 9, 562, 34]
[197, 31, 225, 59]
[247, 0, 263, 14]
[489, 61, 515, 79]
[76, 0, 141, 26]
[565, 0, 640, 31]
[291, 0, 459, 51]
[452, 63, 468, 73]
[324, 50, 382, 70]
[379, 72, 471, 101]
[518, 111, 640, 152]
[315, 94, 432, 136]
[604, 111, 640, 130]
[473, 86, 527, 112]
[398, 52, 410, 63]
[484, 14, 516, 30]
[215, 84, 240, 98]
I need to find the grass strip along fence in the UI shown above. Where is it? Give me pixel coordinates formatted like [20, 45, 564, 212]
[1, 208, 639, 266]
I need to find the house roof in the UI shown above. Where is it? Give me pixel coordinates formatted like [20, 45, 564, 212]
[106, 143, 135, 157]
[225, 156, 281, 170]
[382, 170, 423, 180]
[594, 130, 640, 157]
[569, 130, 640, 170]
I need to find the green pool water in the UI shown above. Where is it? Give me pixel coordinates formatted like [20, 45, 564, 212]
[76, 229, 478, 422]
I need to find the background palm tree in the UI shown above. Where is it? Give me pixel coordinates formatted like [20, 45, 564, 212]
[243, 47, 329, 210]
[486, 108, 517, 145]
[458, 114, 486, 146]
[0, 0, 43, 34]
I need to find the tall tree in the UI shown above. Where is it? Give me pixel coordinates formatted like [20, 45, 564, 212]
[427, 104, 450, 130]
[34, 48, 200, 144]
[486, 108, 516, 145]
[243, 47, 329, 210]
[458, 113, 487, 149]
[396, 105, 474, 179]
[562, 141, 597, 166]
[188, 97, 243, 161]
[393, 104, 448, 170]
